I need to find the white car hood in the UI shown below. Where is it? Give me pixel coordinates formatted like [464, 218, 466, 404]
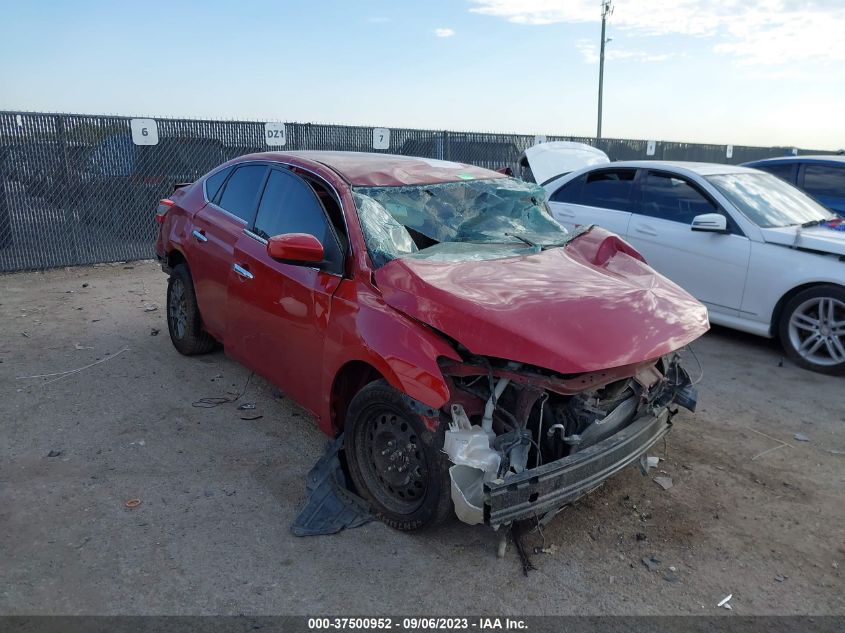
[522, 142, 609, 185]
[759, 224, 845, 256]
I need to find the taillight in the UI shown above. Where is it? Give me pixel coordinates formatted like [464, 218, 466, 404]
[155, 198, 174, 224]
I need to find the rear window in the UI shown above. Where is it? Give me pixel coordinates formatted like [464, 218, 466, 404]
[205, 167, 232, 201]
[550, 176, 584, 203]
[216, 165, 267, 223]
[578, 169, 637, 211]
[755, 162, 796, 183]
[803, 164, 845, 198]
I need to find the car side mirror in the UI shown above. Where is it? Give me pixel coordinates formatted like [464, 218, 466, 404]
[267, 233, 324, 264]
[691, 213, 727, 233]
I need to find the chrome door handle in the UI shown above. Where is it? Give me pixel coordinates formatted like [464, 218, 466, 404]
[192, 229, 208, 242]
[634, 226, 658, 237]
[233, 263, 254, 280]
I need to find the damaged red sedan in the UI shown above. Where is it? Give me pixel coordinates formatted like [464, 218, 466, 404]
[155, 151, 708, 530]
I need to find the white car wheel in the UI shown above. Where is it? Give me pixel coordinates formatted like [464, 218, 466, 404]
[780, 286, 845, 375]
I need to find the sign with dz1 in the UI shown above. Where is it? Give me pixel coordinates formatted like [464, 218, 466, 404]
[265, 122, 287, 147]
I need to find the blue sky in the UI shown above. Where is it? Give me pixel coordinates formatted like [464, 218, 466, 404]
[1, 0, 843, 149]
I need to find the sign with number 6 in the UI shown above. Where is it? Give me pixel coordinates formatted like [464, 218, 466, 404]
[130, 118, 159, 146]
[264, 122, 287, 147]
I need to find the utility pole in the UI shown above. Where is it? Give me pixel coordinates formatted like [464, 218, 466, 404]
[597, 0, 613, 139]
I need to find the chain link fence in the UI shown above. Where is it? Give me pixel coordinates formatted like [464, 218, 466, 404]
[0, 111, 831, 272]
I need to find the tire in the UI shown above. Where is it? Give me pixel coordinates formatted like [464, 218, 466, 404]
[345, 380, 452, 531]
[166, 263, 216, 356]
[778, 285, 845, 375]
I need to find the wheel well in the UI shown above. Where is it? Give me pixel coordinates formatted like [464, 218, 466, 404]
[330, 361, 384, 436]
[771, 282, 844, 339]
[167, 249, 187, 270]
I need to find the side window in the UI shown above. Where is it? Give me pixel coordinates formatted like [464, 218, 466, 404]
[803, 164, 845, 198]
[638, 172, 717, 224]
[254, 169, 344, 272]
[578, 169, 637, 211]
[205, 166, 232, 201]
[550, 175, 585, 203]
[756, 162, 795, 184]
[216, 164, 267, 223]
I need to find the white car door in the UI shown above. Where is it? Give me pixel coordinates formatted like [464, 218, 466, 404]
[626, 170, 751, 316]
[547, 168, 637, 236]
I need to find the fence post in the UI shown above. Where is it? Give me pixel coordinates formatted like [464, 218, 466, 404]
[55, 115, 80, 264]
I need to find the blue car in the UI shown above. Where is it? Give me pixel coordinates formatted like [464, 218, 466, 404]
[743, 155, 845, 217]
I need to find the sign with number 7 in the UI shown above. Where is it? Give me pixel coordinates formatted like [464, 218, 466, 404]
[373, 128, 390, 150]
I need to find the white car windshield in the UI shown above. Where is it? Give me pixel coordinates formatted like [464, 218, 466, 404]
[706, 172, 835, 228]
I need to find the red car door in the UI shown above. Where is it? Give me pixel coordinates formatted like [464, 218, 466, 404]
[188, 164, 268, 340]
[226, 167, 345, 416]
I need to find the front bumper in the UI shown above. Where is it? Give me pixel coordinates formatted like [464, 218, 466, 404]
[485, 408, 671, 526]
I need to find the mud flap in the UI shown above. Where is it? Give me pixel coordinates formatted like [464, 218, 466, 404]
[291, 434, 372, 536]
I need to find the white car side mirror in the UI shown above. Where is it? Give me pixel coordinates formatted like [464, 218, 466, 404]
[691, 213, 727, 233]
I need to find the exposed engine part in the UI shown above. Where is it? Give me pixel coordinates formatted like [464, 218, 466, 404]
[440, 353, 698, 526]
[443, 404, 501, 525]
[482, 376, 512, 434]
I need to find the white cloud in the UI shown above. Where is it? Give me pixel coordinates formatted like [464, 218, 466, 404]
[434, 27, 456, 38]
[575, 39, 673, 64]
[468, 0, 845, 64]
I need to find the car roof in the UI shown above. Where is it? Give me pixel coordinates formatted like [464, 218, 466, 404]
[579, 160, 760, 177]
[236, 150, 506, 187]
[744, 155, 845, 165]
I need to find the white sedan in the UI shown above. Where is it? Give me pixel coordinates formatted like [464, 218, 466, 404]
[542, 160, 845, 375]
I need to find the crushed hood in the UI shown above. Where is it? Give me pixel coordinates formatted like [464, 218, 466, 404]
[758, 224, 845, 256]
[374, 227, 709, 375]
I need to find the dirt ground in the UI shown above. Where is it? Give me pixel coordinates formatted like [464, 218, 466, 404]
[1, 261, 843, 616]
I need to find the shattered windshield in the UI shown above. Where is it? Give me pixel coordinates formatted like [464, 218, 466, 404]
[353, 177, 570, 267]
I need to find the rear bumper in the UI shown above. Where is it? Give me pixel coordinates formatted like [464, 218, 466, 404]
[485, 408, 671, 526]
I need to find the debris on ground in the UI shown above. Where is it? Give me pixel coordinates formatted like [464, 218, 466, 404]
[46, 450, 62, 458]
[635, 532, 647, 541]
[124, 499, 142, 509]
[639, 454, 659, 474]
[239, 414, 263, 421]
[641, 554, 661, 572]
[793, 433, 810, 442]
[775, 574, 787, 582]
[150, 328, 160, 336]
[74, 343, 93, 350]
[291, 434, 371, 536]
[717, 594, 733, 609]
[237, 403, 256, 410]
[16, 347, 130, 386]
[142, 304, 158, 312]
[533, 544, 559, 556]
[82, 283, 89, 288]
[512, 521, 536, 576]
[654, 476, 674, 490]
[663, 570, 681, 583]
